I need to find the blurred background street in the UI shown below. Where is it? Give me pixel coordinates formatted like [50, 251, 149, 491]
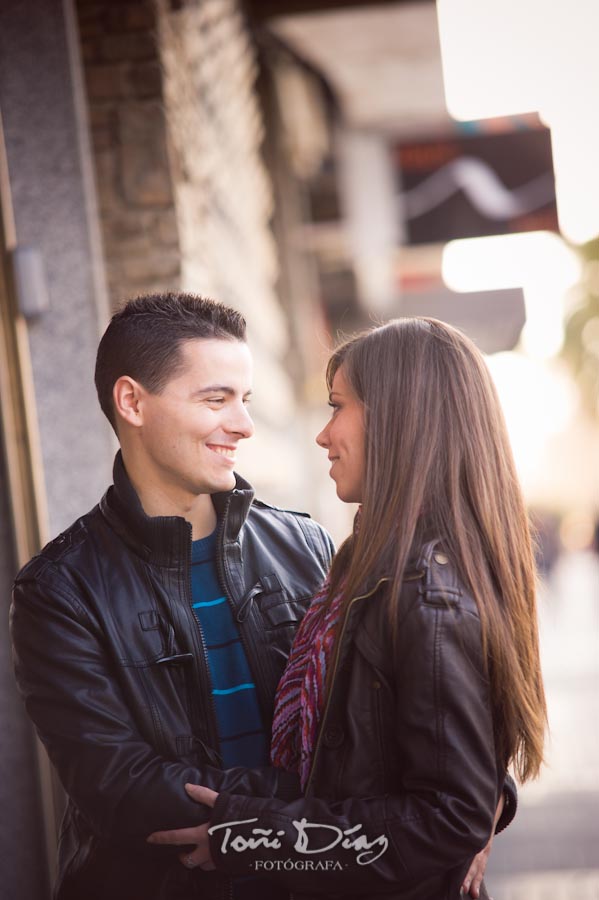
[487, 550, 599, 899]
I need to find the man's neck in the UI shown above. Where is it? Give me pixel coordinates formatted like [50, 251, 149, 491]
[122, 455, 218, 541]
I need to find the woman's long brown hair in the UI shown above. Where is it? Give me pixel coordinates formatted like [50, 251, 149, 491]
[326, 318, 546, 782]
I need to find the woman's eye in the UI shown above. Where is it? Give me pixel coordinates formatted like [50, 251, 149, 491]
[328, 402, 340, 414]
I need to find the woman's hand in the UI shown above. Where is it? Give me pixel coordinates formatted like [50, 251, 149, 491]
[147, 784, 219, 870]
[461, 793, 504, 898]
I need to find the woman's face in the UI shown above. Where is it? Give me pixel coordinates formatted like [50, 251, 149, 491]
[316, 365, 365, 504]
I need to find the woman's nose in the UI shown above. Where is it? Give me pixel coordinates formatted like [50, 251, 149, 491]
[316, 423, 330, 448]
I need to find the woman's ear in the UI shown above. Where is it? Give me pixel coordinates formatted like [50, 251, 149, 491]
[113, 376, 144, 430]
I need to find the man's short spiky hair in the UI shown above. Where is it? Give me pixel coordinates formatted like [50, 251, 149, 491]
[94, 292, 247, 432]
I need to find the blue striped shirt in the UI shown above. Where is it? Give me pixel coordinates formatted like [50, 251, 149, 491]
[190, 532, 268, 769]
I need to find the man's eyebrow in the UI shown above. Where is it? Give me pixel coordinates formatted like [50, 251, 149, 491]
[191, 385, 253, 397]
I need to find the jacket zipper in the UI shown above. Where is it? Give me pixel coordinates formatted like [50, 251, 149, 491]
[214, 493, 246, 664]
[215, 492, 275, 727]
[214, 493, 234, 626]
[185, 523, 221, 760]
[305, 577, 390, 794]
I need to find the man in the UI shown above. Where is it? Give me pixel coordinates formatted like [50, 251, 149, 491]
[11, 292, 334, 900]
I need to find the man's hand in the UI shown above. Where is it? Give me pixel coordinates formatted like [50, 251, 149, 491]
[147, 784, 218, 870]
[461, 793, 504, 898]
[461, 836, 493, 898]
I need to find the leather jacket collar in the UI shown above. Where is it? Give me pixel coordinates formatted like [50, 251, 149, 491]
[99, 451, 255, 567]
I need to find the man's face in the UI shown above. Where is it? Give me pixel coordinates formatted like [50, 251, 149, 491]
[135, 338, 254, 500]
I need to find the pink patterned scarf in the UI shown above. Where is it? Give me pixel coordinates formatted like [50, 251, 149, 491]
[270, 573, 345, 789]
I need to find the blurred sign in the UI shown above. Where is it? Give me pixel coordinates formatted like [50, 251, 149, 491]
[395, 126, 558, 245]
[397, 287, 526, 354]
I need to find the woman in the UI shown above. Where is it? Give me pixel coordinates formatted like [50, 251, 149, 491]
[150, 318, 546, 899]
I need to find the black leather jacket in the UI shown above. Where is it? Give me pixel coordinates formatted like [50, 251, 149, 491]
[11, 453, 334, 900]
[205, 541, 517, 900]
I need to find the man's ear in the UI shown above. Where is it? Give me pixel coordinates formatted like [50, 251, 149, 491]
[113, 376, 145, 429]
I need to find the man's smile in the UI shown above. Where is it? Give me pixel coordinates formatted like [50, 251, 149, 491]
[207, 444, 237, 462]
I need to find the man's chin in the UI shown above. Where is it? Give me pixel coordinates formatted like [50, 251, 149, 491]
[207, 473, 236, 494]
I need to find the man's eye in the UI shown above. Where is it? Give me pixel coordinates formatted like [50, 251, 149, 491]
[207, 397, 225, 405]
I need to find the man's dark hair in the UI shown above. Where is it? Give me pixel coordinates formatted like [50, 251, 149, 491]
[95, 292, 247, 433]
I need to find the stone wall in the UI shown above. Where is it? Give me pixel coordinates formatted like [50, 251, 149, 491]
[155, 1, 280, 319]
[155, 0, 287, 354]
[75, 0, 181, 303]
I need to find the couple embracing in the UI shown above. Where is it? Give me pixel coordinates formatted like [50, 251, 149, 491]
[11, 292, 545, 900]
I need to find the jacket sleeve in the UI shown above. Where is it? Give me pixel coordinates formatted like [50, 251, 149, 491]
[205, 588, 500, 893]
[10, 574, 299, 845]
[497, 772, 517, 833]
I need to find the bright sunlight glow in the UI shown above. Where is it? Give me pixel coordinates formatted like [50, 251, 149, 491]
[442, 232, 581, 358]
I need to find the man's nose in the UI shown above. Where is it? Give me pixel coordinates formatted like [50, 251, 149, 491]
[228, 402, 254, 439]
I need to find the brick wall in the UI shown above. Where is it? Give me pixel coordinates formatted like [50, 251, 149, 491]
[75, 0, 181, 303]
[155, 0, 286, 351]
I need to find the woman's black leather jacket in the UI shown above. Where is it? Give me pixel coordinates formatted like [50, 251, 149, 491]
[206, 541, 517, 900]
